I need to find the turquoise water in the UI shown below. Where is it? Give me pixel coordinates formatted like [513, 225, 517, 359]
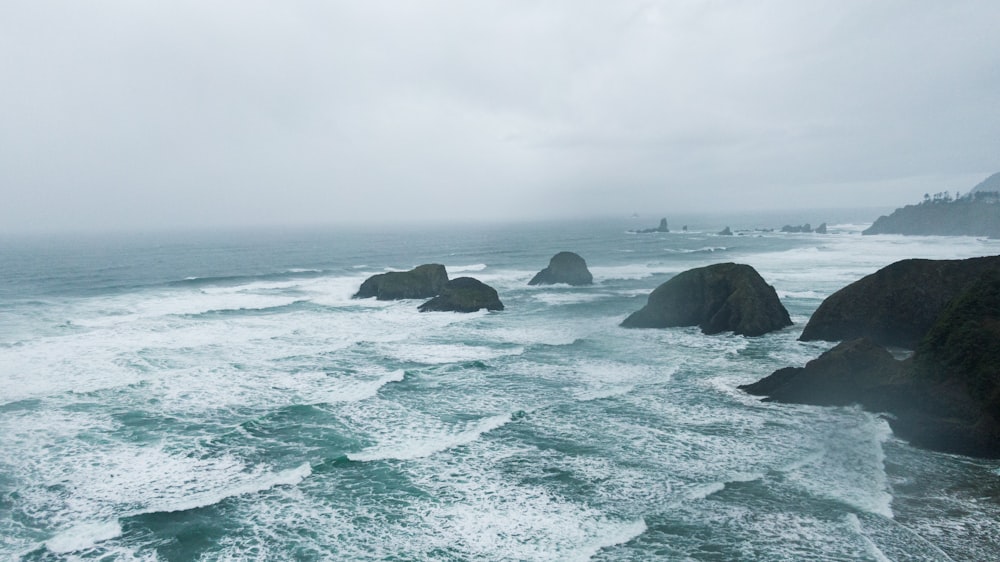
[3, 218, 1000, 561]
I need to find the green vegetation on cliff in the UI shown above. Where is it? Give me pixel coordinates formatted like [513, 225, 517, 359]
[863, 189, 1000, 237]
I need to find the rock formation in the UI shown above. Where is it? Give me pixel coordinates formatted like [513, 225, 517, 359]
[799, 256, 1000, 349]
[418, 277, 504, 313]
[781, 224, 812, 233]
[528, 252, 593, 286]
[815, 222, 828, 234]
[742, 272, 1000, 458]
[630, 218, 670, 234]
[353, 264, 449, 300]
[718, 227, 733, 236]
[739, 338, 909, 407]
[621, 263, 792, 336]
[863, 189, 1000, 237]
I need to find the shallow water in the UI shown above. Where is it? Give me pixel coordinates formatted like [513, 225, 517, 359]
[2, 218, 1000, 560]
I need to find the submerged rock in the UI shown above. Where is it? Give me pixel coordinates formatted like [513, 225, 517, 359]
[353, 264, 449, 300]
[621, 262, 791, 336]
[799, 255, 1000, 348]
[418, 277, 504, 313]
[528, 252, 593, 286]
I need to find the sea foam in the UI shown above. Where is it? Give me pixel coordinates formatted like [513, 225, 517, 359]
[348, 413, 514, 462]
[45, 521, 123, 554]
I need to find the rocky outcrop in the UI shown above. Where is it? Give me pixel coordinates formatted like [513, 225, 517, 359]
[718, 227, 733, 236]
[528, 252, 593, 286]
[903, 273, 1000, 456]
[743, 271, 1000, 458]
[353, 264, 449, 300]
[418, 277, 504, 313]
[621, 263, 791, 336]
[781, 223, 812, 233]
[630, 218, 670, 234]
[799, 256, 1000, 349]
[862, 198, 1000, 237]
[815, 222, 828, 234]
[739, 338, 911, 407]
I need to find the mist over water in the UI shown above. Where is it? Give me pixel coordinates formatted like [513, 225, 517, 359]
[3, 216, 1000, 560]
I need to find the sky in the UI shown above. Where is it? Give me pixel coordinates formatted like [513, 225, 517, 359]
[2, 0, 999, 232]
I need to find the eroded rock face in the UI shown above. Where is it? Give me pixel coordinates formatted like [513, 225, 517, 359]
[353, 264, 449, 300]
[621, 263, 791, 337]
[528, 252, 593, 286]
[799, 256, 1000, 349]
[739, 338, 910, 407]
[418, 277, 504, 313]
[743, 272, 1000, 458]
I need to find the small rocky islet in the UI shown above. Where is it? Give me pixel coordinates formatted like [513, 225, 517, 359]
[528, 251, 593, 286]
[620, 262, 791, 337]
[353, 265, 503, 313]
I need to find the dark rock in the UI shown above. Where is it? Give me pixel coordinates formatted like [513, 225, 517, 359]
[862, 194, 1000, 237]
[744, 273, 1000, 458]
[739, 338, 910, 407]
[780, 223, 812, 233]
[418, 277, 504, 313]
[630, 218, 670, 234]
[353, 264, 449, 300]
[901, 273, 1000, 456]
[528, 252, 593, 286]
[799, 256, 1000, 348]
[718, 226, 733, 236]
[815, 222, 828, 234]
[621, 263, 792, 336]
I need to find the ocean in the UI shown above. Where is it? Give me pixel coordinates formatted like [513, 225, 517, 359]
[2, 216, 1000, 561]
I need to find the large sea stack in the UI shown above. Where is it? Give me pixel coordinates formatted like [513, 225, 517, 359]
[418, 277, 504, 313]
[621, 263, 791, 336]
[799, 256, 1000, 348]
[742, 271, 1000, 458]
[528, 252, 594, 286]
[353, 264, 449, 300]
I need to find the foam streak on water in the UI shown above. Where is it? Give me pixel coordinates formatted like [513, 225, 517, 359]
[2, 220, 1000, 560]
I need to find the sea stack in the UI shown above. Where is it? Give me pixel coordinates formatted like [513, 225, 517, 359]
[631, 218, 670, 233]
[418, 277, 504, 313]
[621, 263, 791, 336]
[528, 252, 594, 286]
[353, 264, 449, 300]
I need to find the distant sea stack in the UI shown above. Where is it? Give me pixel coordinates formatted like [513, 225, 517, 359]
[630, 218, 670, 234]
[528, 252, 594, 286]
[418, 277, 504, 313]
[354, 264, 449, 300]
[743, 271, 1000, 458]
[799, 256, 1000, 349]
[718, 227, 733, 236]
[780, 224, 812, 233]
[863, 175, 1000, 237]
[621, 263, 791, 337]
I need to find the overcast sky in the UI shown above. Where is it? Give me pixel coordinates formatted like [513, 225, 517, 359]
[2, 0, 998, 232]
